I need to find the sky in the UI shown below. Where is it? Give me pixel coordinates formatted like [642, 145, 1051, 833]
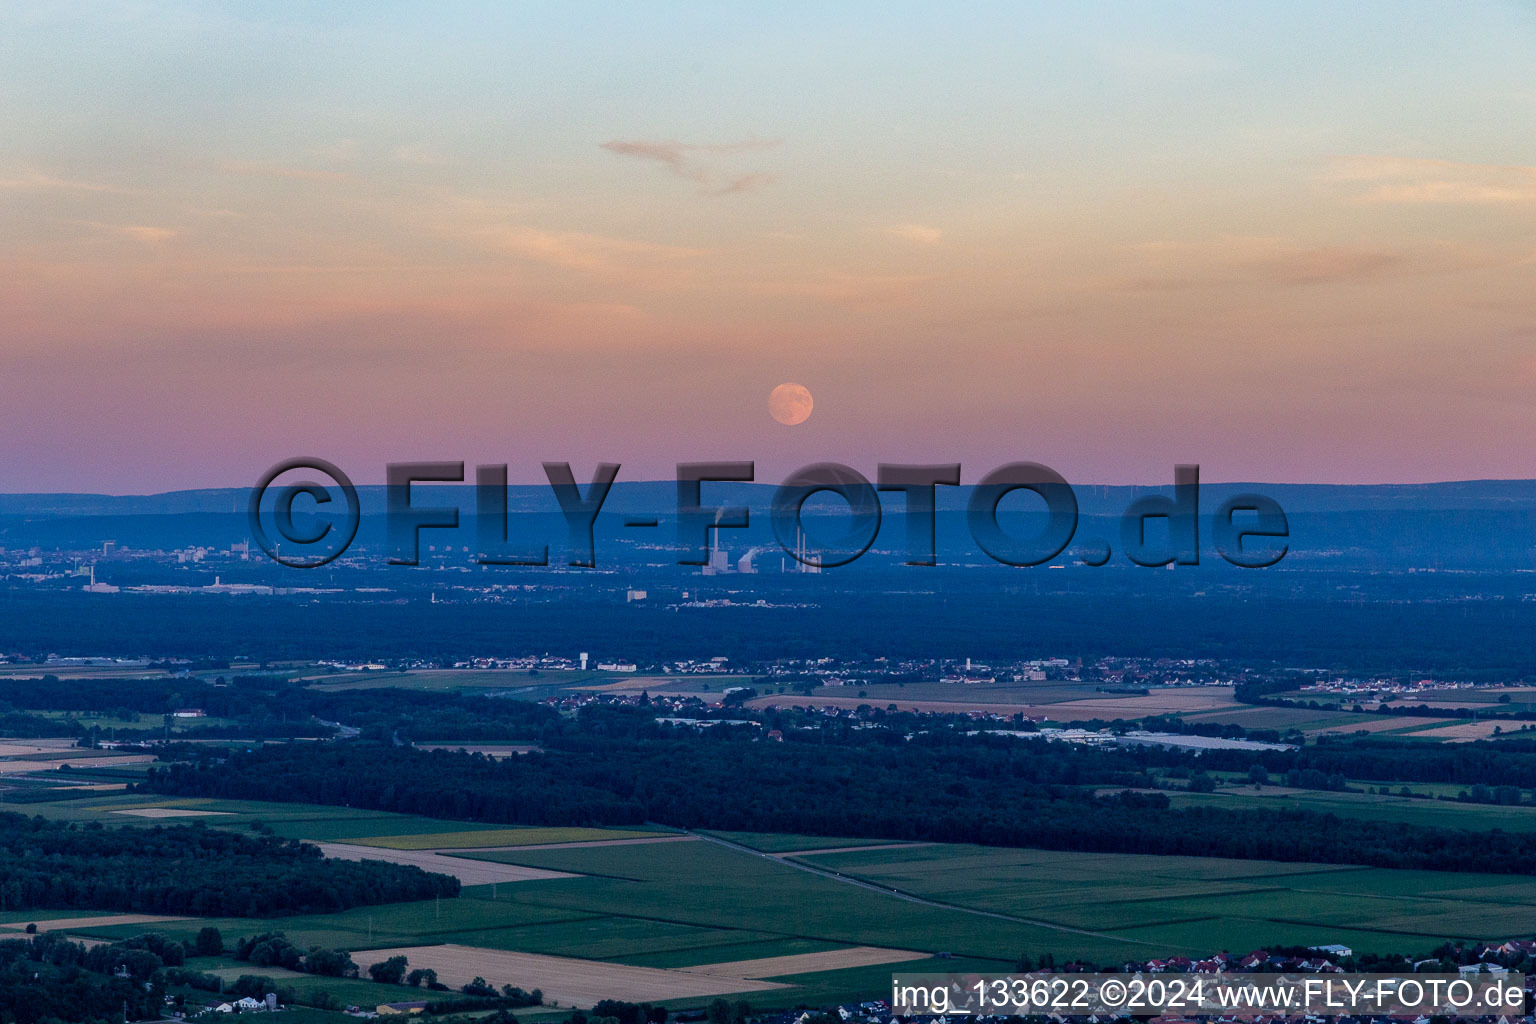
[2, 1, 1535, 491]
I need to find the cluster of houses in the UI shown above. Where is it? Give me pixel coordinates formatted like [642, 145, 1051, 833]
[758, 943, 1536, 1024]
[1124, 949, 1352, 975]
[200, 994, 277, 1014]
[1298, 677, 1481, 698]
[1087, 943, 1536, 978]
[170, 942, 1536, 1022]
[541, 690, 720, 716]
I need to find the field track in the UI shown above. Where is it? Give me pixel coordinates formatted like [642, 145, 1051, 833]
[689, 831, 1160, 946]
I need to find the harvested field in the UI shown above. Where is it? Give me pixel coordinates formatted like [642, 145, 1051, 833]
[748, 696, 1050, 715]
[681, 946, 928, 978]
[1043, 687, 1236, 717]
[1413, 688, 1536, 706]
[348, 944, 783, 1006]
[588, 676, 751, 692]
[0, 741, 78, 757]
[0, 755, 154, 775]
[747, 686, 1234, 720]
[0, 914, 188, 933]
[1408, 721, 1514, 742]
[0, 667, 166, 680]
[110, 807, 233, 819]
[317, 843, 578, 884]
[1308, 716, 1442, 734]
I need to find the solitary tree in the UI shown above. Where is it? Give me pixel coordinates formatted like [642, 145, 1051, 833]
[368, 955, 409, 985]
[194, 926, 224, 957]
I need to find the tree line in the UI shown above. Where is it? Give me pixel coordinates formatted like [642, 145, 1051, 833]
[0, 813, 458, 917]
[144, 732, 1536, 874]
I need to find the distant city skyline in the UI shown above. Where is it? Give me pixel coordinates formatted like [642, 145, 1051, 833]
[2, 2, 1534, 491]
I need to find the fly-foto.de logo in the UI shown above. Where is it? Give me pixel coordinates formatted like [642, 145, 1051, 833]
[248, 460, 1288, 571]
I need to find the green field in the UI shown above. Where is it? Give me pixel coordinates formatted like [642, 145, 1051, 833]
[351, 827, 664, 850]
[701, 831, 909, 853]
[78, 836, 1138, 988]
[453, 840, 1160, 963]
[22, 791, 1536, 1010]
[1168, 784, 1536, 831]
[1178, 705, 1402, 732]
[184, 958, 414, 1010]
[20, 793, 535, 842]
[792, 843, 1536, 954]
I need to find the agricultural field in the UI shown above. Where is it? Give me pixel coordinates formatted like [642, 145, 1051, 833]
[1174, 704, 1436, 735]
[581, 675, 758, 695]
[1406, 720, 1521, 742]
[317, 843, 579, 884]
[0, 665, 171, 679]
[348, 827, 665, 850]
[451, 839, 1117, 965]
[342, 944, 788, 1004]
[1283, 687, 1536, 714]
[0, 753, 154, 778]
[702, 832, 913, 854]
[792, 843, 1536, 956]
[1, 913, 191, 932]
[14, 788, 1536, 1010]
[0, 739, 113, 758]
[12, 792, 566, 842]
[792, 681, 1135, 705]
[734, 681, 1536, 739]
[1408, 688, 1536, 712]
[1304, 716, 1449, 735]
[1166, 784, 1536, 832]
[68, 827, 1117, 1007]
[746, 684, 1240, 720]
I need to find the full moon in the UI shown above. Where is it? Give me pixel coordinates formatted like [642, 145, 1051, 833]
[769, 382, 814, 425]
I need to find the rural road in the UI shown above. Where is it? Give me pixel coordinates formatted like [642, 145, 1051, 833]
[685, 830, 1161, 947]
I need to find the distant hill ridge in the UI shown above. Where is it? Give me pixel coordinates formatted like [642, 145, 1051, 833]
[7, 478, 1536, 517]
